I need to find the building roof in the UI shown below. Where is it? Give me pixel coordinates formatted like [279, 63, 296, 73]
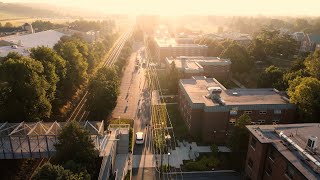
[1, 30, 66, 48]
[247, 124, 320, 179]
[166, 56, 231, 73]
[292, 32, 305, 42]
[180, 76, 291, 107]
[308, 34, 320, 43]
[155, 37, 207, 48]
[0, 45, 30, 57]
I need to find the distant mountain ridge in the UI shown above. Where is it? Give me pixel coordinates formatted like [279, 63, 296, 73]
[0, 2, 60, 18]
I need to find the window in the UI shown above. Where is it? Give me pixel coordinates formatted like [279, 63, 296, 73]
[274, 109, 282, 114]
[266, 164, 272, 176]
[248, 158, 253, 169]
[259, 111, 267, 115]
[269, 149, 275, 161]
[285, 163, 294, 180]
[258, 120, 265, 124]
[250, 137, 257, 149]
[272, 120, 280, 124]
[230, 110, 238, 115]
[245, 111, 252, 114]
[229, 118, 236, 125]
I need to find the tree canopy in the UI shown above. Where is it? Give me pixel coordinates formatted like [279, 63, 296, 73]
[305, 49, 320, 80]
[257, 65, 284, 90]
[55, 121, 98, 175]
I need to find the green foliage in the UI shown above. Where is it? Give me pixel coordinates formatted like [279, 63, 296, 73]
[305, 49, 320, 80]
[87, 67, 119, 120]
[288, 77, 320, 122]
[248, 38, 267, 61]
[30, 46, 67, 101]
[55, 121, 98, 175]
[167, 62, 181, 94]
[32, 20, 64, 32]
[0, 56, 51, 121]
[31, 162, 90, 180]
[257, 65, 284, 90]
[220, 42, 253, 73]
[184, 155, 219, 171]
[228, 114, 251, 153]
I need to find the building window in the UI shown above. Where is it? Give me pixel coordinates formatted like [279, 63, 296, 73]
[259, 111, 267, 115]
[274, 109, 281, 114]
[272, 120, 280, 124]
[258, 120, 265, 124]
[266, 164, 272, 176]
[250, 137, 257, 150]
[229, 118, 236, 125]
[230, 110, 238, 115]
[285, 163, 294, 180]
[245, 111, 252, 114]
[269, 148, 275, 162]
[248, 158, 253, 169]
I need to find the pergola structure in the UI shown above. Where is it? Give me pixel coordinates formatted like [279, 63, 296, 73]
[0, 121, 105, 159]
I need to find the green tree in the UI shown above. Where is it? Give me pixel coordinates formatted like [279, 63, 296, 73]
[257, 65, 284, 90]
[288, 77, 320, 122]
[228, 114, 252, 153]
[55, 121, 98, 175]
[54, 40, 88, 96]
[305, 49, 320, 80]
[220, 42, 253, 73]
[87, 67, 119, 120]
[4, 22, 13, 28]
[0, 57, 51, 121]
[248, 38, 267, 61]
[167, 61, 181, 94]
[31, 163, 89, 180]
[30, 46, 67, 101]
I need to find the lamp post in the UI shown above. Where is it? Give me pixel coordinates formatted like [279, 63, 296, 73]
[167, 152, 171, 172]
[213, 130, 217, 144]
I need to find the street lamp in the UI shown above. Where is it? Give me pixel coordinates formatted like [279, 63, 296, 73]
[167, 152, 171, 172]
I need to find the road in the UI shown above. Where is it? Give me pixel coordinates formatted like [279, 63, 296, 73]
[111, 42, 157, 179]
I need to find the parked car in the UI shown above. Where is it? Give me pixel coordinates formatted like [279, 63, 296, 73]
[135, 132, 144, 144]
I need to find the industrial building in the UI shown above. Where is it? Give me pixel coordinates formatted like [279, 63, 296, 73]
[178, 76, 296, 143]
[245, 124, 320, 180]
[165, 56, 231, 79]
[154, 37, 208, 65]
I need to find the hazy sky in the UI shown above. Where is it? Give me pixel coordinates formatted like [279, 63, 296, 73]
[4, 0, 320, 16]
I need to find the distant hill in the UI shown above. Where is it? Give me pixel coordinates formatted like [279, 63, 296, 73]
[0, 2, 59, 19]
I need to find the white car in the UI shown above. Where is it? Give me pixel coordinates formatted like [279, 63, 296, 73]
[135, 132, 144, 144]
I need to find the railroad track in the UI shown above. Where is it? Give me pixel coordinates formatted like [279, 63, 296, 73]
[67, 30, 132, 122]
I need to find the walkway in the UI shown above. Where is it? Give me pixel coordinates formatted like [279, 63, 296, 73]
[230, 77, 246, 88]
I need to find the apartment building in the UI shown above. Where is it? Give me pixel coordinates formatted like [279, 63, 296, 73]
[245, 124, 320, 180]
[178, 76, 296, 143]
[165, 56, 231, 80]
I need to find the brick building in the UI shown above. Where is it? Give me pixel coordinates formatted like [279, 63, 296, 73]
[154, 37, 208, 65]
[165, 56, 231, 80]
[178, 76, 296, 143]
[245, 124, 320, 180]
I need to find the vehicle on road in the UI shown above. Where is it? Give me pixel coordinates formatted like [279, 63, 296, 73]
[135, 132, 144, 144]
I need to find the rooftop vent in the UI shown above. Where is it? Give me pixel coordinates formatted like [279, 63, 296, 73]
[307, 136, 318, 151]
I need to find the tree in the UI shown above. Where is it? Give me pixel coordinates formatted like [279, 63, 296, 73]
[305, 49, 320, 80]
[248, 38, 267, 61]
[257, 65, 284, 90]
[55, 121, 98, 175]
[0, 56, 51, 121]
[4, 22, 13, 28]
[167, 61, 181, 94]
[54, 40, 88, 96]
[30, 46, 67, 101]
[288, 77, 320, 122]
[228, 114, 252, 152]
[31, 163, 89, 180]
[87, 67, 119, 120]
[220, 42, 253, 73]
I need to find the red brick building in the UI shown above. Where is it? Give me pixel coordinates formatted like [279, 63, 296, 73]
[245, 124, 320, 180]
[178, 76, 297, 143]
[165, 56, 231, 80]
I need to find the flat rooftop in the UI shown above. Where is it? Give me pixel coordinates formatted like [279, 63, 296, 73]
[155, 37, 207, 48]
[180, 76, 290, 106]
[247, 124, 320, 179]
[166, 56, 231, 70]
[1, 30, 66, 48]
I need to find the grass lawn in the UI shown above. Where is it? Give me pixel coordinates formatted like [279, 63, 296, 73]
[166, 104, 189, 140]
[108, 118, 134, 127]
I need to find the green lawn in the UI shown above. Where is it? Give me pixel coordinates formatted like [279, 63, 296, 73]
[166, 104, 189, 140]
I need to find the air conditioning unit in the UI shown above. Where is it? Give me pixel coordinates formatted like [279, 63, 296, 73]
[307, 136, 318, 151]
